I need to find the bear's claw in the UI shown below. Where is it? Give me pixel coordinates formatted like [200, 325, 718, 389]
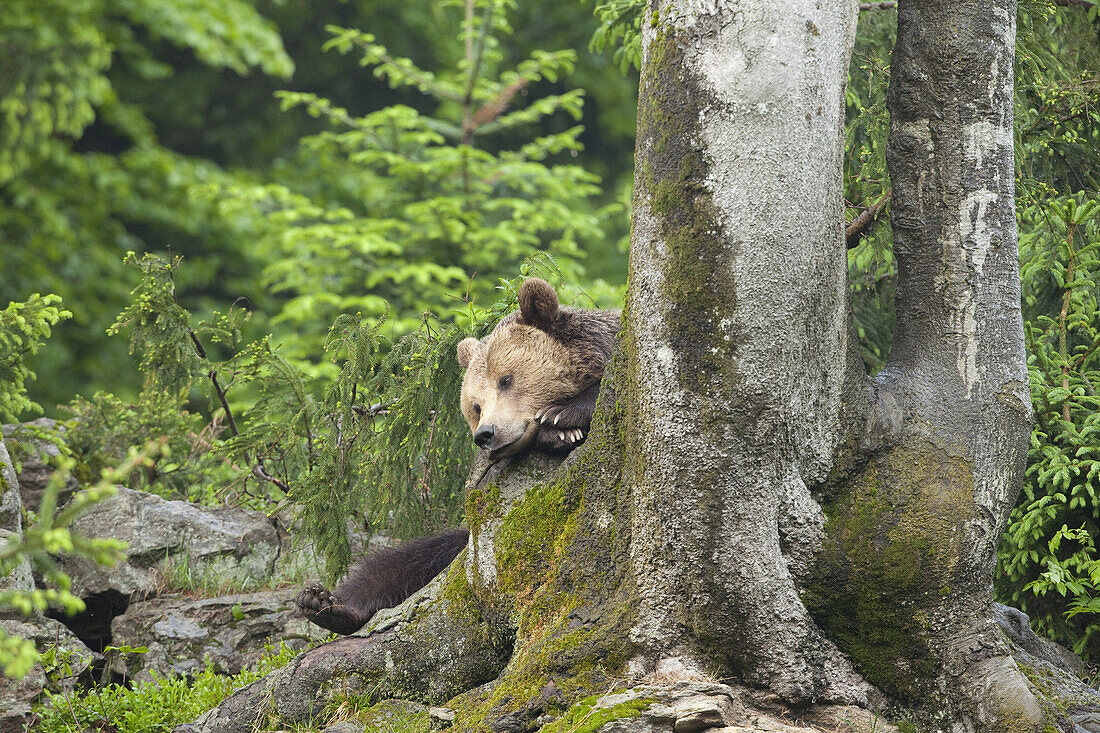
[534, 404, 589, 431]
[535, 426, 585, 452]
[295, 583, 365, 635]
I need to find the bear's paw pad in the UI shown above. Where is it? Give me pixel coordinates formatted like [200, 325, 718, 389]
[295, 584, 364, 635]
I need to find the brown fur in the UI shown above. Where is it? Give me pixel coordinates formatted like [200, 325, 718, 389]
[295, 280, 615, 634]
[458, 278, 619, 457]
[296, 529, 469, 635]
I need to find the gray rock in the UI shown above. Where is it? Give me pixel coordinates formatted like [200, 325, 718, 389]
[430, 706, 456, 730]
[995, 603, 1100, 732]
[0, 434, 24, 535]
[594, 683, 744, 733]
[583, 682, 897, 733]
[361, 699, 429, 730]
[2, 419, 78, 513]
[108, 590, 328, 681]
[1, 616, 102, 692]
[57, 487, 280, 601]
[0, 617, 99, 733]
[996, 602, 1087, 677]
[0, 663, 45, 733]
[1072, 711, 1100, 733]
[320, 722, 363, 733]
[0, 437, 102, 728]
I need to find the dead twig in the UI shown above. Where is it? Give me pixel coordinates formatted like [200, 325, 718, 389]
[187, 327, 288, 493]
[846, 190, 892, 248]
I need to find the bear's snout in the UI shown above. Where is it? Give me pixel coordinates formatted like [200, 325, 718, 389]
[473, 424, 496, 448]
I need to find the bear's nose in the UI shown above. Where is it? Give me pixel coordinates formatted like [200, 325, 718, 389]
[473, 425, 496, 448]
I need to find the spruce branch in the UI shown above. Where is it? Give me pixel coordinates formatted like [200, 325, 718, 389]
[463, 0, 496, 106]
[471, 78, 529, 130]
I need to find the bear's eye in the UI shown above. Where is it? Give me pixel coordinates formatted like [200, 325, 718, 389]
[498, 375, 513, 390]
[473, 404, 481, 416]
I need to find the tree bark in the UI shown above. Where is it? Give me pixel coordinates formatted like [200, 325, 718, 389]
[805, 0, 1044, 726]
[624, 0, 873, 705]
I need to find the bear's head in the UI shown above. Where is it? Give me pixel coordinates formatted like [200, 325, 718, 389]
[456, 278, 589, 457]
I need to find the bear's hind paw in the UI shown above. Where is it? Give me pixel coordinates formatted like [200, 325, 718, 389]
[295, 583, 366, 635]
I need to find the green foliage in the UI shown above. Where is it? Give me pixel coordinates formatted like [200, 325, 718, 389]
[61, 255, 253, 503]
[202, 2, 614, 369]
[993, 1, 1100, 658]
[33, 641, 300, 733]
[843, 9, 896, 373]
[0, 0, 292, 412]
[0, 295, 71, 423]
[998, 195, 1100, 657]
[590, 0, 645, 73]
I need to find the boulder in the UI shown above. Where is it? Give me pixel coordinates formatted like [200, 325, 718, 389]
[107, 590, 328, 682]
[541, 682, 897, 733]
[2, 419, 79, 513]
[0, 433, 101, 732]
[0, 433, 24, 535]
[57, 487, 280, 601]
[997, 602, 1100, 730]
[49, 487, 280, 651]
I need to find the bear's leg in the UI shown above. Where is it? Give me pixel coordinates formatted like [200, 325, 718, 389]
[534, 382, 601, 451]
[296, 529, 470, 635]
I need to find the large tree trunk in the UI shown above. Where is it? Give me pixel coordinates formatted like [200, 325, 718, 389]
[803, 0, 1043, 726]
[189, 1, 1069, 731]
[624, 0, 872, 705]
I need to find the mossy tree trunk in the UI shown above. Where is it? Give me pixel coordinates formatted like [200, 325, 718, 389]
[624, 0, 873, 706]
[604, 0, 1040, 728]
[470, 0, 1041, 728]
[799, 0, 1042, 728]
[191, 2, 1049, 731]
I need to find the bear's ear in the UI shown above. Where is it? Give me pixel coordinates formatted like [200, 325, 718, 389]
[457, 337, 481, 369]
[518, 277, 559, 331]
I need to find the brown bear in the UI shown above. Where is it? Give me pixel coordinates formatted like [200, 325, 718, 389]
[457, 277, 620, 456]
[295, 278, 618, 635]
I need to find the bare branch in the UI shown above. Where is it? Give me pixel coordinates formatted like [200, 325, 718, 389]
[845, 190, 892, 248]
[252, 464, 290, 493]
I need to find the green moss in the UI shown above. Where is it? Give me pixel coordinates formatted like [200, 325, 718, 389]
[896, 722, 918, 733]
[492, 480, 578, 607]
[634, 23, 739, 401]
[437, 557, 483, 625]
[465, 482, 503, 537]
[805, 440, 976, 702]
[445, 443, 637, 729]
[539, 693, 653, 733]
[327, 697, 431, 733]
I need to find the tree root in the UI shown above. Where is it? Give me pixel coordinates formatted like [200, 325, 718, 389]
[176, 567, 511, 733]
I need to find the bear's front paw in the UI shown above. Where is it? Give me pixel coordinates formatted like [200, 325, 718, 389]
[535, 425, 586, 453]
[535, 404, 589, 430]
[295, 583, 366, 635]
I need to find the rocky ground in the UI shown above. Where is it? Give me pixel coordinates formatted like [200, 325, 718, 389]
[0, 421, 348, 729]
[2, 421, 1100, 733]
